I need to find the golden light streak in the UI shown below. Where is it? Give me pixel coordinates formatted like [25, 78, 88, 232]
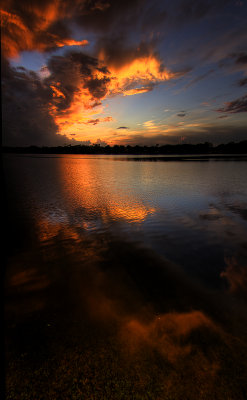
[1, 9, 27, 32]
[59, 157, 157, 224]
[104, 203, 156, 223]
[49, 38, 89, 48]
[143, 120, 157, 130]
[1, 9, 32, 57]
[50, 85, 66, 99]
[123, 86, 153, 96]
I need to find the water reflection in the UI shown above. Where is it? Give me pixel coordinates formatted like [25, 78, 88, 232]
[120, 310, 219, 363]
[59, 156, 156, 225]
[221, 257, 247, 297]
[5, 215, 247, 398]
[4, 155, 247, 399]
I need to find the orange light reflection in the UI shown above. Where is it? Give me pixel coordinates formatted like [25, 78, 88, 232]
[59, 157, 156, 224]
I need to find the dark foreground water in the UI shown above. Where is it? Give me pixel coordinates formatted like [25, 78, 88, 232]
[3, 154, 247, 399]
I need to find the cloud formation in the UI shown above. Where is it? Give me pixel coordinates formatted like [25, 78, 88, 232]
[112, 125, 247, 146]
[2, 58, 61, 146]
[86, 117, 113, 125]
[2, 49, 115, 145]
[1, 0, 178, 145]
[1, 4, 88, 58]
[1, 0, 247, 146]
[217, 94, 247, 114]
[1, 0, 147, 58]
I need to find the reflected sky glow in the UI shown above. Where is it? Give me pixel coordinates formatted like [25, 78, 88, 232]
[59, 156, 157, 224]
[4, 154, 247, 399]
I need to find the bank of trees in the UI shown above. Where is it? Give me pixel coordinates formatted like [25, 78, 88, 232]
[3, 140, 247, 154]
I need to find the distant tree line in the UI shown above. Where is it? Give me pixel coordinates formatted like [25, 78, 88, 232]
[2, 140, 247, 155]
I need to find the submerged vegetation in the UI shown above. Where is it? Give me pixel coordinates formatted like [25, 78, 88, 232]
[3, 140, 247, 155]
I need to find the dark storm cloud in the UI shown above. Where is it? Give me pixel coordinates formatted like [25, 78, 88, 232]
[2, 0, 235, 91]
[2, 51, 112, 146]
[216, 94, 247, 114]
[86, 75, 111, 99]
[1, 1, 89, 57]
[2, 58, 64, 146]
[95, 37, 160, 69]
[3, 0, 229, 66]
[92, 0, 235, 73]
[1, 0, 242, 62]
[1, 0, 145, 57]
[45, 51, 111, 112]
[2, 0, 247, 147]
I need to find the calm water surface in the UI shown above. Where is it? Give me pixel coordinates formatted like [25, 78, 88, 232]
[4, 154, 247, 399]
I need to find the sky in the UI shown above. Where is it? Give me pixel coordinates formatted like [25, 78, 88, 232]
[1, 0, 247, 146]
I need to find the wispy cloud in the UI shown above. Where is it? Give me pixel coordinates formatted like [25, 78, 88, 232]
[85, 117, 113, 125]
[216, 94, 247, 114]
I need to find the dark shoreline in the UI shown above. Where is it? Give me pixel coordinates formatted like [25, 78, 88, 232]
[2, 140, 247, 156]
[3, 153, 247, 162]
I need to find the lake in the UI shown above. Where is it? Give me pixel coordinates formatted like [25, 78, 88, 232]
[3, 154, 247, 399]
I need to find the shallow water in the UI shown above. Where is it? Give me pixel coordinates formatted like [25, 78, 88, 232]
[4, 154, 247, 399]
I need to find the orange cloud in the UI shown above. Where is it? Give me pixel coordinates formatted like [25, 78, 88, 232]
[1, 4, 176, 143]
[43, 53, 112, 135]
[48, 54, 174, 136]
[55, 38, 89, 48]
[0, 7, 88, 58]
[123, 86, 154, 96]
[50, 84, 66, 99]
[49, 87, 107, 133]
[107, 56, 174, 96]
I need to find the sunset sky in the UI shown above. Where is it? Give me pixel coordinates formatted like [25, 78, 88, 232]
[1, 0, 247, 146]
